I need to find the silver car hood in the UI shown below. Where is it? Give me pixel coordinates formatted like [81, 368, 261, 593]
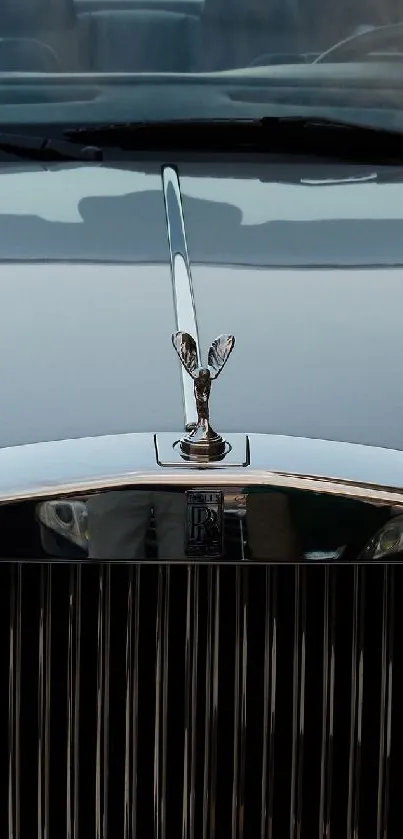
[1, 159, 403, 455]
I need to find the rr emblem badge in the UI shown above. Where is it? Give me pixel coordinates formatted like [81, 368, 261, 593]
[185, 490, 224, 558]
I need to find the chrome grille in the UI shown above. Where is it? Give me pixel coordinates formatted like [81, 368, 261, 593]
[1, 563, 402, 838]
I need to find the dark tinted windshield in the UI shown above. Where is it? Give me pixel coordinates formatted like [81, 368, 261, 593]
[0, 0, 403, 129]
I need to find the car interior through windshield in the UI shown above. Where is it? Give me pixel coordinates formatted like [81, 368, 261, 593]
[1, 0, 403, 75]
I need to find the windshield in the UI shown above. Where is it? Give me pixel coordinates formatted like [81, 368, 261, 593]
[1, 0, 403, 130]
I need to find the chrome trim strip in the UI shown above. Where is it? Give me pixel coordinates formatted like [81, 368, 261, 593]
[162, 166, 200, 429]
[8, 565, 21, 839]
[1, 433, 403, 505]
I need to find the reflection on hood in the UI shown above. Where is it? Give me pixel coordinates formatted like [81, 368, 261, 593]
[0, 162, 402, 265]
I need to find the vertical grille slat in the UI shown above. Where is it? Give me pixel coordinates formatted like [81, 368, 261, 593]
[260, 567, 277, 839]
[232, 568, 248, 839]
[290, 567, 306, 839]
[377, 567, 394, 839]
[347, 566, 365, 839]
[202, 567, 213, 839]
[318, 567, 336, 839]
[190, 568, 199, 839]
[182, 566, 191, 839]
[8, 564, 21, 839]
[153, 567, 170, 839]
[66, 566, 81, 839]
[124, 565, 140, 839]
[182, 567, 199, 839]
[95, 565, 111, 839]
[2, 563, 403, 838]
[232, 567, 241, 839]
[203, 567, 220, 839]
[37, 565, 51, 839]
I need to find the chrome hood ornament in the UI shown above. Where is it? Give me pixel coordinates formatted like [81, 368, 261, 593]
[172, 331, 235, 462]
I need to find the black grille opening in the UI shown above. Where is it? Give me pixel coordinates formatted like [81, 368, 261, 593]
[0, 563, 402, 838]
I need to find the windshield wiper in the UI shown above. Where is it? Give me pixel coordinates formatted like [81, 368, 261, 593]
[64, 116, 403, 162]
[0, 131, 103, 162]
[2, 116, 400, 165]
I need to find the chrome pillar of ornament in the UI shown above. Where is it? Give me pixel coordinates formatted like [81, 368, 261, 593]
[171, 331, 235, 462]
[162, 165, 200, 430]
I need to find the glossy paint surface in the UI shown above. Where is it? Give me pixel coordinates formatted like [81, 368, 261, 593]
[0, 263, 183, 446]
[0, 158, 402, 484]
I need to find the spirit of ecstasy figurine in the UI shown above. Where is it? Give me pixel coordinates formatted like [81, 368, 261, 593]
[172, 331, 235, 461]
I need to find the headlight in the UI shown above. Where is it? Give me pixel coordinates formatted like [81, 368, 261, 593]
[36, 499, 89, 551]
[360, 514, 403, 560]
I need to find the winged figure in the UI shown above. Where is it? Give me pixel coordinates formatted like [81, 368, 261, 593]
[172, 332, 235, 425]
